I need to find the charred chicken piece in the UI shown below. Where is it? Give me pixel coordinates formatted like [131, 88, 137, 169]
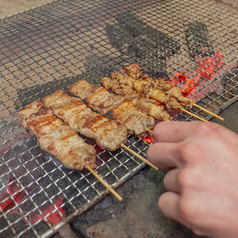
[68, 80, 155, 137]
[111, 70, 182, 110]
[136, 73, 173, 91]
[42, 90, 128, 151]
[105, 99, 154, 136]
[165, 87, 194, 108]
[68, 80, 125, 115]
[101, 76, 170, 121]
[18, 100, 96, 170]
[102, 76, 138, 99]
[123, 64, 142, 78]
[124, 64, 194, 109]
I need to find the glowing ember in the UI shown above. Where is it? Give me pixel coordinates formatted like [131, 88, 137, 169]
[196, 49, 224, 80]
[172, 72, 200, 96]
[31, 197, 65, 226]
[141, 134, 155, 143]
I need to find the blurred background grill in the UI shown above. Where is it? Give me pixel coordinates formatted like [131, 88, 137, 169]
[0, 0, 237, 237]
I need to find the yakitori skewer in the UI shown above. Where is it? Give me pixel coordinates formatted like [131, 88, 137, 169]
[101, 76, 170, 121]
[43, 90, 159, 171]
[67, 81, 160, 170]
[123, 64, 224, 121]
[111, 69, 209, 122]
[68, 80, 155, 137]
[18, 100, 122, 201]
[146, 127, 154, 134]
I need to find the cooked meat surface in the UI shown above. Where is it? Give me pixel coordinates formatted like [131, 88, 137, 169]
[123, 64, 142, 78]
[68, 80, 155, 137]
[68, 80, 125, 115]
[111, 69, 184, 111]
[42, 90, 128, 151]
[165, 87, 194, 108]
[124, 64, 194, 108]
[105, 99, 155, 136]
[18, 100, 96, 170]
[101, 76, 170, 121]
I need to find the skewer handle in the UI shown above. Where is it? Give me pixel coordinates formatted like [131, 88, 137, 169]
[121, 143, 159, 171]
[193, 103, 224, 121]
[146, 127, 154, 134]
[181, 108, 208, 122]
[86, 165, 123, 201]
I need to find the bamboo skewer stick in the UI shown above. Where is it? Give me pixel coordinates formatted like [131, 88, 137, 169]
[181, 108, 208, 122]
[120, 143, 159, 171]
[192, 103, 224, 121]
[86, 165, 123, 201]
[146, 128, 154, 134]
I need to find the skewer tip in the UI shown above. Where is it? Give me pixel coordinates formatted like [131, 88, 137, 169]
[86, 165, 123, 201]
[181, 108, 208, 122]
[193, 103, 224, 121]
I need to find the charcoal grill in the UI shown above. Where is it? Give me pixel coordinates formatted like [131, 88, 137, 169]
[0, 0, 238, 237]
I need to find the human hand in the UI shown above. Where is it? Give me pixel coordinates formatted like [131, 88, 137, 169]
[147, 121, 238, 238]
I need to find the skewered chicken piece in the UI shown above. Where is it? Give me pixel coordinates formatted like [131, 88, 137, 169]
[42, 90, 128, 151]
[123, 64, 194, 108]
[18, 100, 96, 170]
[101, 76, 170, 121]
[111, 70, 183, 111]
[68, 80, 155, 137]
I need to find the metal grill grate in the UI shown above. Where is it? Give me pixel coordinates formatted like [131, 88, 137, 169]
[0, 0, 238, 237]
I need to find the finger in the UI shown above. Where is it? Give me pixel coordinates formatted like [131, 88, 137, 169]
[147, 142, 182, 171]
[159, 192, 191, 230]
[159, 191, 180, 220]
[153, 121, 203, 143]
[163, 168, 180, 193]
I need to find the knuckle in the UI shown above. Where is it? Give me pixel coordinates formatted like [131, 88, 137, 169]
[177, 189, 205, 235]
[177, 169, 194, 189]
[178, 196, 200, 226]
[178, 141, 197, 162]
[178, 196, 195, 219]
[194, 122, 218, 137]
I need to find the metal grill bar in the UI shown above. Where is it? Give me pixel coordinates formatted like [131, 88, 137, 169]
[0, 0, 238, 237]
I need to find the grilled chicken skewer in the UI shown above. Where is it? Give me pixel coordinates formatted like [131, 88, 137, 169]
[111, 70, 185, 110]
[43, 90, 159, 170]
[123, 64, 194, 108]
[68, 80, 155, 137]
[101, 76, 170, 121]
[124, 64, 224, 121]
[68, 81, 158, 170]
[18, 100, 123, 201]
[18, 100, 96, 170]
[111, 69, 208, 122]
[42, 90, 128, 151]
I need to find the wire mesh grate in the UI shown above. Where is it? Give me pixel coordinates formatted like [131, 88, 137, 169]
[0, 0, 238, 237]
